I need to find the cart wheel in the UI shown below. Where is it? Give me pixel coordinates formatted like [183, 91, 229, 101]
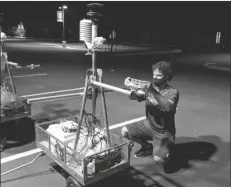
[66, 176, 82, 187]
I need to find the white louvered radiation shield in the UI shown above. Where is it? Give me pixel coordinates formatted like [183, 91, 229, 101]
[79, 19, 92, 43]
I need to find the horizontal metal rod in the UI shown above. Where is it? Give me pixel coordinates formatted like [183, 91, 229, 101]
[26, 64, 40, 68]
[10, 64, 40, 70]
[22, 87, 84, 98]
[1, 152, 43, 176]
[16, 64, 40, 69]
[91, 81, 131, 96]
[7, 61, 19, 66]
[28, 92, 84, 103]
[31, 96, 83, 103]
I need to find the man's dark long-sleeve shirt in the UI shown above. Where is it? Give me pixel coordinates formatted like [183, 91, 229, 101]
[131, 84, 179, 134]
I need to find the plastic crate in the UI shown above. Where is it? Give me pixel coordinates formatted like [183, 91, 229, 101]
[35, 115, 133, 186]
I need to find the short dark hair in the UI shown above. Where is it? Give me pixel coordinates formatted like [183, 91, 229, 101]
[152, 61, 173, 81]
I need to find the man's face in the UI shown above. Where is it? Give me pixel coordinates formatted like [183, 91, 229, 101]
[152, 68, 165, 87]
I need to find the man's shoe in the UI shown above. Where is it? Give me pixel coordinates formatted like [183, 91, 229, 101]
[134, 143, 153, 158]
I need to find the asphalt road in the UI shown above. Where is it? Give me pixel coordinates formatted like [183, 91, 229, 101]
[1, 40, 230, 187]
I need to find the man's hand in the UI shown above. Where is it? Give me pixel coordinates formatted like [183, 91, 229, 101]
[129, 91, 138, 100]
[129, 90, 146, 102]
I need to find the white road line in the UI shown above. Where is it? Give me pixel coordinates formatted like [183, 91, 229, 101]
[109, 116, 146, 130]
[66, 46, 85, 50]
[1, 148, 41, 164]
[203, 63, 230, 72]
[111, 49, 183, 57]
[37, 43, 63, 49]
[7, 73, 47, 78]
[1, 116, 146, 164]
[38, 43, 84, 50]
[38, 43, 61, 47]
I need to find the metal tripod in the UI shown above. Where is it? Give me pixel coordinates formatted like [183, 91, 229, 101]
[72, 68, 111, 153]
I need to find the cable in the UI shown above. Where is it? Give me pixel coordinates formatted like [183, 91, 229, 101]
[54, 112, 105, 161]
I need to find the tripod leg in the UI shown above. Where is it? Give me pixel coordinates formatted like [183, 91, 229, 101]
[92, 87, 97, 115]
[5, 59, 16, 94]
[98, 69, 111, 147]
[72, 70, 90, 152]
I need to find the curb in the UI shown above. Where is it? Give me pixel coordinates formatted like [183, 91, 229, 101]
[6, 37, 180, 49]
[5, 37, 183, 55]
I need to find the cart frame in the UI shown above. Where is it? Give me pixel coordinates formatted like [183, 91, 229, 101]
[35, 115, 133, 186]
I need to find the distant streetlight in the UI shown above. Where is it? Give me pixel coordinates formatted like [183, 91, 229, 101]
[58, 5, 68, 47]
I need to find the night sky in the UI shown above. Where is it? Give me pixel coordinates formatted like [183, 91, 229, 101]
[1, 1, 230, 46]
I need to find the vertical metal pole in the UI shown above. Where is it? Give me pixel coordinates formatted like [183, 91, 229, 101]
[0, 15, 5, 148]
[98, 69, 111, 147]
[91, 22, 98, 115]
[62, 9, 66, 48]
[0, 13, 16, 94]
[0, 15, 2, 56]
[0, 16, 3, 87]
